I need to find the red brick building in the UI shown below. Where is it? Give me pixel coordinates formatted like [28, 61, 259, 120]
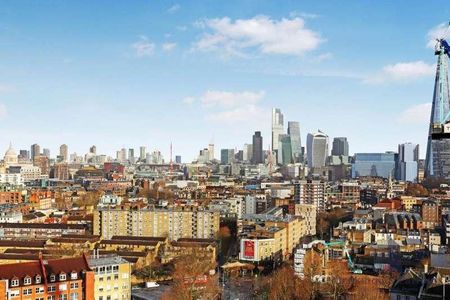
[0, 255, 94, 299]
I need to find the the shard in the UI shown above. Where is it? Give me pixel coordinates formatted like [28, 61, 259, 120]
[425, 35, 450, 181]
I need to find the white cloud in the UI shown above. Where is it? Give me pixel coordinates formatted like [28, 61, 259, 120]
[162, 42, 177, 52]
[364, 61, 435, 84]
[200, 90, 265, 108]
[176, 25, 187, 31]
[183, 90, 268, 124]
[132, 36, 155, 57]
[167, 4, 180, 14]
[427, 22, 449, 48]
[193, 16, 323, 57]
[399, 103, 431, 124]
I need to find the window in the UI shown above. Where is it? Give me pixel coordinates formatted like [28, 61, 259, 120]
[36, 287, 45, 294]
[59, 273, 67, 281]
[23, 289, 32, 295]
[9, 290, 20, 297]
[70, 292, 78, 300]
[48, 297, 56, 300]
[70, 272, 78, 280]
[10, 279, 19, 287]
[70, 282, 79, 289]
[36, 275, 42, 284]
[50, 275, 56, 282]
[59, 295, 68, 300]
[24, 276, 32, 285]
[47, 286, 56, 292]
[114, 274, 119, 280]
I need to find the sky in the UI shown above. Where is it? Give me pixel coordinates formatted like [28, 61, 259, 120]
[0, 0, 449, 161]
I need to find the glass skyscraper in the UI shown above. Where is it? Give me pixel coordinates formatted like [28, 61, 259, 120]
[272, 108, 284, 162]
[306, 131, 328, 170]
[398, 143, 419, 182]
[252, 131, 263, 164]
[287, 121, 302, 163]
[278, 134, 293, 165]
[425, 38, 450, 181]
[351, 153, 396, 179]
[331, 137, 349, 156]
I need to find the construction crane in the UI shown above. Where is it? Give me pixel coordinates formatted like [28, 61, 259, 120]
[320, 240, 363, 274]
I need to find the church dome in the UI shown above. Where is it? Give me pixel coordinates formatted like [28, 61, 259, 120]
[4, 143, 18, 166]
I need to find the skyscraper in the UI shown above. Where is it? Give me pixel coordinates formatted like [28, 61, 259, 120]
[220, 149, 235, 164]
[352, 153, 396, 179]
[43, 148, 50, 158]
[272, 108, 284, 161]
[278, 134, 293, 165]
[398, 143, 419, 182]
[59, 144, 68, 162]
[252, 131, 263, 164]
[90, 145, 97, 154]
[30, 144, 40, 161]
[287, 121, 301, 162]
[208, 144, 215, 161]
[139, 146, 146, 161]
[243, 143, 253, 162]
[331, 137, 349, 156]
[128, 148, 135, 163]
[425, 38, 450, 181]
[306, 131, 328, 170]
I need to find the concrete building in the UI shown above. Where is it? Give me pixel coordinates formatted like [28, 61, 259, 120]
[30, 144, 40, 161]
[295, 203, 317, 236]
[294, 180, 326, 212]
[59, 144, 68, 163]
[94, 205, 220, 240]
[88, 254, 131, 300]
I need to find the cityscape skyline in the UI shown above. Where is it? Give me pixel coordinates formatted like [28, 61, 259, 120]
[0, 2, 449, 160]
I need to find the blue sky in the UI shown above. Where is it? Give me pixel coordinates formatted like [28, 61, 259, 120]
[0, 0, 449, 161]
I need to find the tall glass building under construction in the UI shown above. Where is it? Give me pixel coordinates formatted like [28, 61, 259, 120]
[425, 35, 450, 181]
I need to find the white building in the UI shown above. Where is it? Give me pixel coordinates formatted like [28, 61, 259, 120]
[0, 173, 23, 186]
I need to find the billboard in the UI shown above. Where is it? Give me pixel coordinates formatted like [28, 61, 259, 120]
[244, 240, 255, 259]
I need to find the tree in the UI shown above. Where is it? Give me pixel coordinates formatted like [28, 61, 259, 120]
[324, 260, 355, 300]
[405, 183, 429, 197]
[161, 254, 219, 300]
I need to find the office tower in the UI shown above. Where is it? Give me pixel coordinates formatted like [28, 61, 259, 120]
[59, 144, 68, 162]
[33, 155, 49, 175]
[89, 145, 97, 154]
[252, 131, 263, 164]
[306, 131, 329, 169]
[243, 143, 253, 162]
[18, 150, 29, 161]
[272, 108, 284, 161]
[352, 152, 396, 178]
[175, 155, 181, 164]
[151, 150, 163, 164]
[425, 38, 450, 180]
[331, 137, 349, 156]
[30, 144, 40, 161]
[288, 121, 302, 162]
[128, 148, 135, 163]
[220, 149, 235, 164]
[116, 148, 126, 162]
[208, 144, 215, 161]
[197, 148, 210, 163]
[398, 143, 419, 182]
[42, 148, 50, 158]
[278, 134, 293, 165]
[139, 146, 146, 161]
